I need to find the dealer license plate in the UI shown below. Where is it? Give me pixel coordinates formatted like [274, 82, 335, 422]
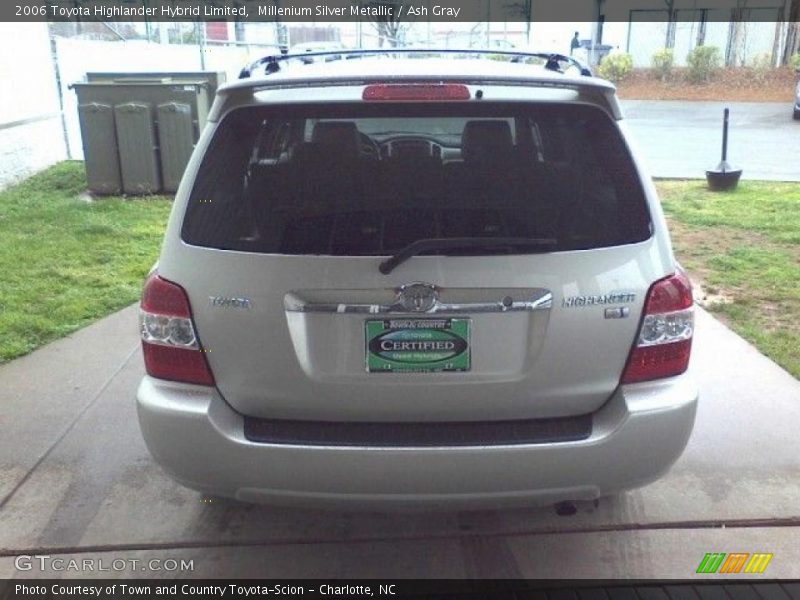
[365, 318, 471, 373]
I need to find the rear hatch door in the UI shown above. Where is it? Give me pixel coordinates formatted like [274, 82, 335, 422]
[160, 96, 665, 421]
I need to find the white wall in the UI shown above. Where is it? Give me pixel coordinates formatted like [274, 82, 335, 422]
[0, 23, 67, 189]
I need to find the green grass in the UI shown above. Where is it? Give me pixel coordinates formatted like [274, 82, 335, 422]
[0, 162, 172, 363]
[656, 180, 800, 379]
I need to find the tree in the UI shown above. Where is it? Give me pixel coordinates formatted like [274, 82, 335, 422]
[364, 0, 409, 47]
[782, 0, 800, 64]
[505, 0, 533, 44]
[727, 8, 747, 67]
[663, 0, 676, 49]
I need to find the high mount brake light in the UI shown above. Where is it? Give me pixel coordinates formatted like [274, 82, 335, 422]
[621, 269, 694, 384]
[362, 83, 471, 101]
[140, 273, 215, 386]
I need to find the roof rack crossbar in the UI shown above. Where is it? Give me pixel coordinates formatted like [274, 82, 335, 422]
[238, 48, 593, 80]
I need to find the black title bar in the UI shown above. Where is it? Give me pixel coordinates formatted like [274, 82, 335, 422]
[3, 580, 799, 600]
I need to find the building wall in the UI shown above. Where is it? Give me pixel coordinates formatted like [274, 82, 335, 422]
[0, 23, 68, 189]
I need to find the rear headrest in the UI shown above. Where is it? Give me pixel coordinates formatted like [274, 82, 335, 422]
[312, 121, 361, 159]
[461, 120, 513, 163]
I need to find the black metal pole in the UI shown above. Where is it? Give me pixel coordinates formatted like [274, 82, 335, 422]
[721, 107, 729, 164]
[706, 106, 741, 190]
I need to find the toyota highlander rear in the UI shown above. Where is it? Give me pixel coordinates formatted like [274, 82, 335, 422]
[136, 56, 698, 508]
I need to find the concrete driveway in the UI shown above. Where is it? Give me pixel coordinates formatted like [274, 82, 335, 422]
[1, 303, 799, 579]
[622, 100, 800, 181]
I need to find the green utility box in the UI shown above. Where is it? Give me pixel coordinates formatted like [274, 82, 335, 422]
[72, 72, 225, 195]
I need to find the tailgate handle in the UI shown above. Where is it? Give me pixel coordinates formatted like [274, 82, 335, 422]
[284, 290, 552, 315]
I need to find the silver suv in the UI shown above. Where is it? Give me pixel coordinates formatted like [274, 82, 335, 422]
[794, 78, 800, 120]
[137, 51, 698, 508]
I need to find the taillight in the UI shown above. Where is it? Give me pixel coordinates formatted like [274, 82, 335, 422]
[621, 269, 694, 384]
[139, 272, 215, 386]
[362, 83, 471, 101]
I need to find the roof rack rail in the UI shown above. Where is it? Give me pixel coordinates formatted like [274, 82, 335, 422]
[238, 48, 593, 80]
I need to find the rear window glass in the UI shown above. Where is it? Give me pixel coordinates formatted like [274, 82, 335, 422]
[182, 102, 651, 256]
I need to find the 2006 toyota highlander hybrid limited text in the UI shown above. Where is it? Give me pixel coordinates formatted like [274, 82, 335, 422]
[136, 50, 698, 508]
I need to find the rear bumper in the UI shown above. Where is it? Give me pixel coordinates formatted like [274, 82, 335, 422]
[136, 375, 697, 509]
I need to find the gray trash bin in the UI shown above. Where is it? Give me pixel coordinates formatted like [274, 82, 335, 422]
[115, 102, 161, 195]
[72, 73, 219, 195]
[86, 71, 225, 100]
[77, 102, 121, 194]
[157, 102, 196, 193]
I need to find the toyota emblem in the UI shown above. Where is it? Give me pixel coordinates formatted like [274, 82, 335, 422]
[397, 283, 438, 313]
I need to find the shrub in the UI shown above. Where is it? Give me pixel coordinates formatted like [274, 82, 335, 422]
[651, 48, 674, 81]
[790, 53, 800, 71]
[750, 52, 773, 82]
[597, 52, 634, 82]
[686, 45, 721, 83]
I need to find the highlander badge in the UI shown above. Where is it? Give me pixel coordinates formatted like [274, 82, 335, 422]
[562, 292, 636, 308]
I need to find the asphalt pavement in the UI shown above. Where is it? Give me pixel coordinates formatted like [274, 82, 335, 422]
[622, 100, 800, 181]
[0, 304, 799, 578]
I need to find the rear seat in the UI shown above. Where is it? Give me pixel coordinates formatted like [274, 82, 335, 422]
[445, 120, 520, 205]
[280, 122, 371, 253]
[376, 153, 443, 210]
[442, 120, 524, 236]
[442, 119, 584, 240]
